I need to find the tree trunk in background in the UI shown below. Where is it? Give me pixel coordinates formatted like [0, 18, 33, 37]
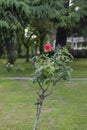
[39, 32, 46, 54]
[17, 43, 23, 58]
[39, 37, 44, 54]
[56, 27, 67, 47]
[25, 46, 30, 62]
[0, 43, 4, 58]
[5, 38, 16, 64]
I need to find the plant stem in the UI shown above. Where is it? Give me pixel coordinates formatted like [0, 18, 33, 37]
[33, 101, 43, 130]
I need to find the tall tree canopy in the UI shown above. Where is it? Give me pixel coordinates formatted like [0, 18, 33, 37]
[0, 0, 30, 63]
[28, 0, 87, 46]
[0, 0, 87, 62]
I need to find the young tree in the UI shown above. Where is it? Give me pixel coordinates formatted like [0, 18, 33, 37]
[32, 43, 73, 130]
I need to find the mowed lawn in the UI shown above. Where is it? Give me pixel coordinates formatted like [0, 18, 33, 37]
[71, 58, 87, 78]
[0, 58, 87, 78]
[0, 59, 34, 77]
[0, 79, 87, 130]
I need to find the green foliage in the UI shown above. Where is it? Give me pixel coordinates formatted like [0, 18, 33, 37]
[28, 0, 87, 35]
[0, 0, 30, 33]
[0, 0, 30, 63]
[0, 0, 87, 61]
[33, 47, 73, 85]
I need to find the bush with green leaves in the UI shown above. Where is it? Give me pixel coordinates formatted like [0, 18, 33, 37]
[6, 63, 13, 72]
[32, 44, 73, 130]
[33, 48, 72, 84]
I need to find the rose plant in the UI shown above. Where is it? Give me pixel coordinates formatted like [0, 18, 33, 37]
[32, 43, 73, 130]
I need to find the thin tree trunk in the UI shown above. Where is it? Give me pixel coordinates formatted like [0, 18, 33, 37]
[39, 33, 46, 54]
[33, 103, 42, 130]
[33, 76, 62, 130]
[17, 43, 22, 58]
[26, 47, 30, 62]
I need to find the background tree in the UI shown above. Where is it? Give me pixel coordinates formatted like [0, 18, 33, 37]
[0, 0, 30, 63]
[0, 0, 87, 62]
[29, 0, 87, 47]
[28, 0, 63, 53]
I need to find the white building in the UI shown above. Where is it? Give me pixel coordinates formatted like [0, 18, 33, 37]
[67, 37, 87, 50]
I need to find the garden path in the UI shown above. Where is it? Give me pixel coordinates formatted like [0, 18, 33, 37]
[0, 76, 87, 80]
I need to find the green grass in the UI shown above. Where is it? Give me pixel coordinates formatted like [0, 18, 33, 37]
[70, 58, 87, 78]
[0, 59, 34, 76]
[0, 58, 87, 78]
[0, 79, 87, 130]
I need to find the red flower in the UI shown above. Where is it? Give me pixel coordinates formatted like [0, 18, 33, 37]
[44, 42, 52, 51]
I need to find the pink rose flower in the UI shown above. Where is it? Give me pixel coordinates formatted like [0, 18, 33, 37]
[44, 43, 52, 51]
